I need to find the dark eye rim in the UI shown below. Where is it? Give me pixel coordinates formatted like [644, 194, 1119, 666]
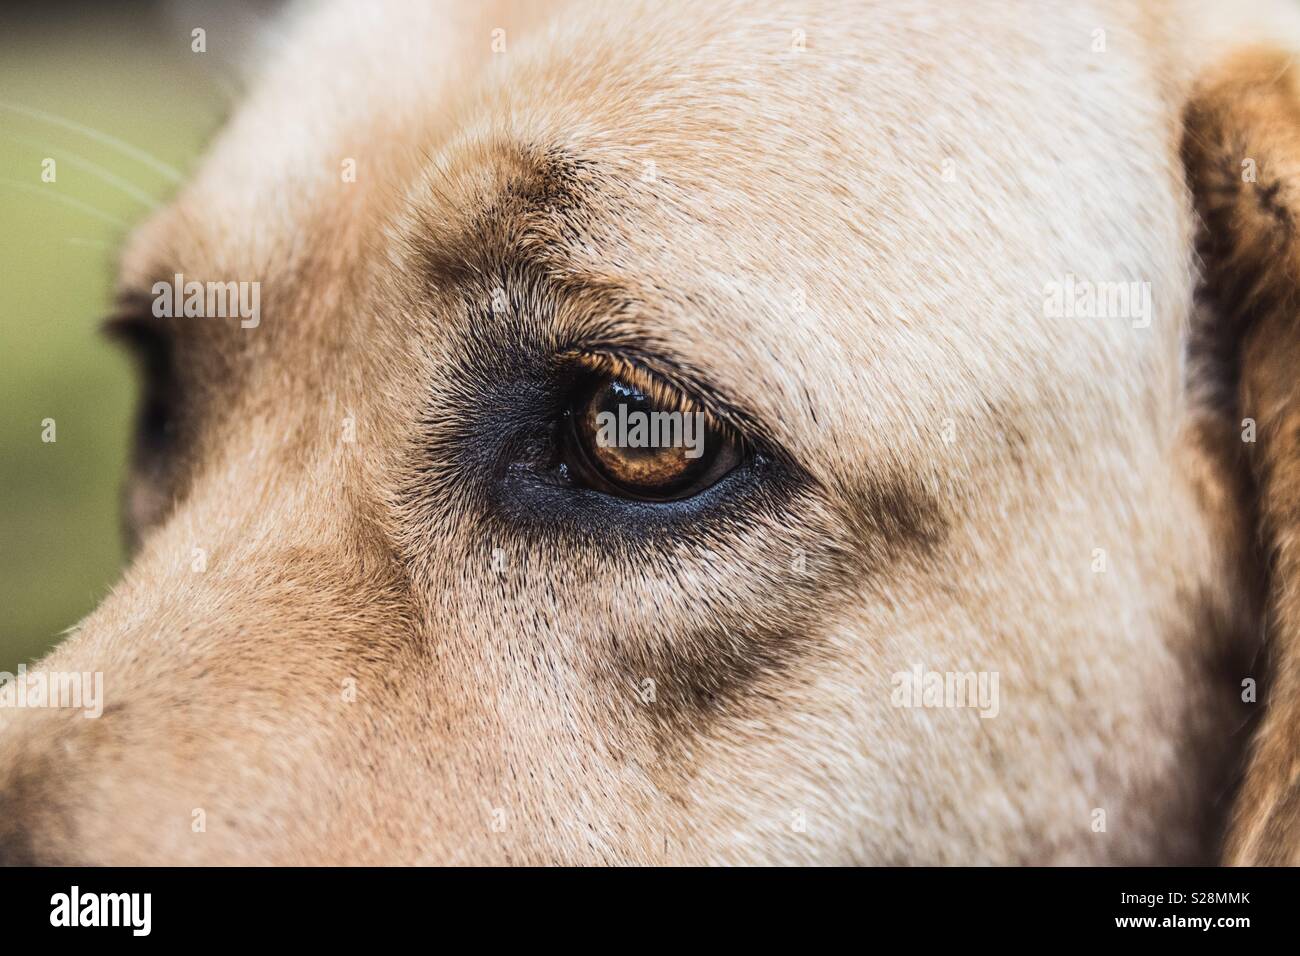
[401, 324, 814, 553]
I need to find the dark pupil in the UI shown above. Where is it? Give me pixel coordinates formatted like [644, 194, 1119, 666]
[576, 375, 719, 500]
[596, 380, 669, 464]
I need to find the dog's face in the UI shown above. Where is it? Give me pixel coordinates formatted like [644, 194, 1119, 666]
[5, 0, 1300, 865]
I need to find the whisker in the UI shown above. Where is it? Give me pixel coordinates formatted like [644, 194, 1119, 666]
[0, 178, 130, 228]
[2, 133, 162, 210]
[0, 100, 183, 183]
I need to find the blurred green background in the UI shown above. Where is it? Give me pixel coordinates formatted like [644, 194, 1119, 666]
[1, 4, 228, 671]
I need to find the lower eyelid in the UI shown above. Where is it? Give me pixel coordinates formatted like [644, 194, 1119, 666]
[494, 450, 773, 535]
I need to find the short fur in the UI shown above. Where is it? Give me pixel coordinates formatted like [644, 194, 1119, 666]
[3, 0, 1300, 865]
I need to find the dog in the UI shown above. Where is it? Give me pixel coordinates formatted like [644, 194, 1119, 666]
[2, 0, 1300, 865]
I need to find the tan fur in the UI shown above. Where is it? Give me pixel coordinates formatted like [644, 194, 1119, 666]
[1183, 46, 1300, 866]
[3, 0, 1300, 865]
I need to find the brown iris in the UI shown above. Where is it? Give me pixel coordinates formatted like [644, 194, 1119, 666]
[565, 370, 741, 501]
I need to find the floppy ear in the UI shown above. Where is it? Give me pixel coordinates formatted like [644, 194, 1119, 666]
[1183, 47, 1300, 865]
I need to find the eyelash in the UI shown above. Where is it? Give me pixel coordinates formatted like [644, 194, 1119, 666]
[558, 350, 744, 440]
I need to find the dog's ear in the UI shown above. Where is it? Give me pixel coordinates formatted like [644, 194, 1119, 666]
[1183, 47, 1300, 865]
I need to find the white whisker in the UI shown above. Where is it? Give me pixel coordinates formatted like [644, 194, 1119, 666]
[0, 101, 183, 183]
[3, 133, 162, 210]
[0, 178, 130, 228]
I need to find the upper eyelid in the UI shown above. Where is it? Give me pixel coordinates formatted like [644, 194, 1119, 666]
[565, 351, 708, 416]
[558, 344, 784, 456]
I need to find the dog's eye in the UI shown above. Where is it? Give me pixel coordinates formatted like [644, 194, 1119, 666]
[562, 370, 741, 501]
